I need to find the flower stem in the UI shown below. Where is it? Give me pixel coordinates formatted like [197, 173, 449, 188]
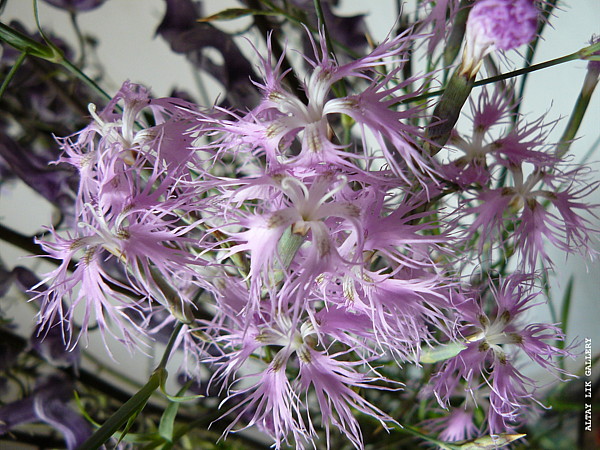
[69, 10, 87, 67]
[408, 43, 600, 104]
[60, 57, 111, 101]
[556, 66, 599, 157]
[516, 0, 558, 110]
[423, 68, 474, 154]
[158, 321, 185, 370]
[277, 226, 304, 270]
[443, 0, 475, 67]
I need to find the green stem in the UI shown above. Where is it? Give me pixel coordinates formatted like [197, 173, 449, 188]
[69, 10, 87, 67]
[516, 0, 558, 112]
[390, 423, 451, 449]
[556, 67, 599, 157]
[277, 226, 304, 270]
[424, 68, 474, 154]
[60, 57, 111, 101]
[0, 21, 57, 59]
[37, 0, 109, 100]
[312, 0, 331, 52]
[541, 267, 558, 324]
[443, 0, 475, 68]
[150, 267, 195, 324]
[0, 16, 110, 101]
[158, 321, 185, 370]
[407, 45, 599, 104]
[0, 51, 27, 100]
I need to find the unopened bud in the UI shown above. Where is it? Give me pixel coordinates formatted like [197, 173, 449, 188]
[462, 0, 538, 78]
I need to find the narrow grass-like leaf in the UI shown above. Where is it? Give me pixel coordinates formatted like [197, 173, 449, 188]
[451, 433, 526, 449]
[0, 51, 27, 99]
[558, 275, 574, 354]
[78, 369, 164, 450]
[198, 8, 279, 22]
[159, 377, 203, 403]
[73, 391, 102, 428]
[0, 21, 56, 59]
[118, 402, 148, 445]
[158, 401, 179, 443]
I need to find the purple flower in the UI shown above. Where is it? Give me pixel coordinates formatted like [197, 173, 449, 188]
[431, 275, 572, 434]
[210, 307, 396, 449]
[0, 376, 92, 449]
[297, 347, 396, 448]
[223, 171, 362, 298]
[221, 355, 307, 448]
[33, 81, 214, 351]
[418, 0, 462, 53]
[444, 88, 599, 269]
[41, 0, 107, 12]
[425, 405, 479, 442]
[208, 29, 435, 181]
[462, 165, 598, 269]
[449, 87, 558, 172]
[156, 0, 261, 109]
[33, 232, 147, 352]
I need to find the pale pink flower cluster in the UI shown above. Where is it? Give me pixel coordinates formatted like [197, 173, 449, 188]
[31, 2, 597, 448]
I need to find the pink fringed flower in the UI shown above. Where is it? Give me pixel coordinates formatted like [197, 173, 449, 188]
[33, 81, 211, 349]
[210, 304, 396, 449]
[464, 165, 598, 269]
[431, 275, 572, 434]
[221, 171, 363, 303]
[205, 29, 436, 183]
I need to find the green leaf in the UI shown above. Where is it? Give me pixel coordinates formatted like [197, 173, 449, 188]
[197, 8, 277, 22]
[158, 378, 199, 442]
[117, 431, 162, 445]
[452, 433, 526, 449]
[560, 276, 574, 335]
[78, 369, 164, 450]
[420, 341, 467, 364]
[118, 402, 148, 445]
[158, 401, 180, 443]
[0, 51, 27, 99]
[159, 373, 203, 403]
[0, 21, 61, 61]
[73, 391, 102, 428]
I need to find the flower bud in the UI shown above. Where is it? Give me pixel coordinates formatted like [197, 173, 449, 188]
[462, 0, 538, 77]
